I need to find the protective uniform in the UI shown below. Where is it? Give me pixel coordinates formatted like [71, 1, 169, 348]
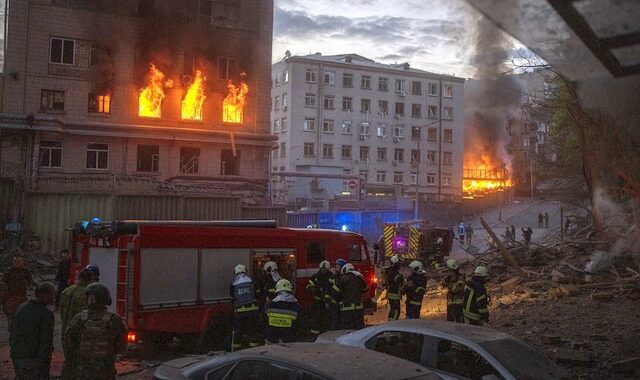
[334, 263, 369, 329]
[463, 266, 490, 326]
[264, 279, 303, 344]
[2, 261, 34, 331]
[64, 283, 126, 380]
[10, 298, 54, 379]
[328, 259, 346, 330]
[259, 261, 282, 302]
[229, 264, 260, 351]
[384, 255, 403, 321]
[404, 261, 427, 319]
[443, 259, 465, 323]
[306, 260, 332, 335]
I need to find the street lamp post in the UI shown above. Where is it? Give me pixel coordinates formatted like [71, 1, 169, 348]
[413, 119, 441, 221]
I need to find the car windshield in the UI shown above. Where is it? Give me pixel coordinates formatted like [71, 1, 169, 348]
[480, 339, 564, 380]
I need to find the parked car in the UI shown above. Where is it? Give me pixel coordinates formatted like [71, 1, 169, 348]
[316, 320, 568, 380]
[153, 342, 443, 380]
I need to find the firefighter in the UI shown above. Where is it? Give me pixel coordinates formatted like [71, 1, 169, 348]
[60, 269, 93, 380]
[306, 260, 332, 335]
[64, 283, 126, 380]
[328, 258, 346, 330]
[334, 263, 369, 329]
[404, 261, 427, 319]
[229, 264, 260, 351]
[384, 255, 404, 321]
[463, 266, 490, 326]
[2, 256, 35, 331]
[443, 259, 465, 323]
[260, 261, 282, 302]
[264, 279, 304, 344]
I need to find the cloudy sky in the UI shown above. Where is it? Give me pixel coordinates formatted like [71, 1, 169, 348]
[273, 0, 523, 78]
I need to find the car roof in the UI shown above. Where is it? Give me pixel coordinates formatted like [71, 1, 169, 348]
[184, 343, 440, 380]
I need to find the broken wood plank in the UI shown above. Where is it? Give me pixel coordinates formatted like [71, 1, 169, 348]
[590, 292, 613, 301]
[479, 217, 527, 277]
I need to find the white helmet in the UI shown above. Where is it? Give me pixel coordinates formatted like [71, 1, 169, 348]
[264, 261, 278, 273]
[446, 259, 459, 270]
[409, 260, 424, 273]
[319, 260, 330, 270]
[234, 264, 247, 275]
[341, 263, 355, 274]
[275, 279, 293, 293]
[390, 255, 400, 265]
[474, 265, 489, 277]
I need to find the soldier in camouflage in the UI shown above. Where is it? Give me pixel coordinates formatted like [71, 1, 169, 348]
[64, 283, 126, 380]
[2, 256, 35, 331]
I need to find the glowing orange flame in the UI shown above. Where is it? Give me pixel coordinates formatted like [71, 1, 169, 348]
[139, 64, 173, 118]
[223, 76, 248, 124]
[463, 154, 511, 196]
[181, 70, 206, 121]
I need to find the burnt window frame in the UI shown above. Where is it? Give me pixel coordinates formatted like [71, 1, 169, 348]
[180, 147, 201, 174]
[221, 149, 240, 175]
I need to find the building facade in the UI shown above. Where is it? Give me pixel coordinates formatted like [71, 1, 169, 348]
[0, 0, 274, 209]
[270, 53, 465, 209]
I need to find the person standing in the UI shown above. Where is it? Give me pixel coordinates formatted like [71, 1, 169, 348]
[457, 222, 465, 243]
[404, 261, 427, 319]
[328, 258, 346, 330]
[522, 227, 533, 246]
[334, 263, 368, 329]
[2, 256, 35, 331]
[264, 279, 304, 344]
[463, 266, 490, 326]
[509, 225, 516, 241]
[55, 249, 72, 310]
[10, 282, 56, 380]
[544, 212, 549, 228]
[537, 213, 544, 228]
[306, 260, 332, 335]
[64, 283, 126, 379]
[260, 261, 282, 302]
[85, 264, 100, 283]
[444, 259, 465, 323]
[465, 224, 474, 247]
[229, 264, 260, 351]
[60, 269, 93, 380]
[384, 255, 404, 321]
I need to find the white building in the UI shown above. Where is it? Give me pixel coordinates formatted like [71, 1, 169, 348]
[270, 53, 465, 209]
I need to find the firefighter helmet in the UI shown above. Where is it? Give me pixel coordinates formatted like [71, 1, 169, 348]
[409, 260, 424, 273]
[319, 260, 330, 270]
[264, 261, 278, 273]
[85, 283, 112, 306]
[335, 258, 347, 268]
[390, 254, 400, 265]
[446, 259, 459, 270]
[234, 264, 247, 275]
[275, 279, 293, 293]
[341, 263, 355, 274]
[474, 265, 489, 277]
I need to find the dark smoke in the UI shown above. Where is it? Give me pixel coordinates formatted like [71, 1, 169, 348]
[464, 18, 522, 168]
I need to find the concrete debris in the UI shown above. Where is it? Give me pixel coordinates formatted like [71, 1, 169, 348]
[542, 335, 562, 345]
[552, 348, 594, 367]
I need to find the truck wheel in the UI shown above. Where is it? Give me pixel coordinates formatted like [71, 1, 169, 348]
[197, 315, 231, 353]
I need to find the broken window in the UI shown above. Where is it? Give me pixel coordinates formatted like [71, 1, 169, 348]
[364, 331, 425, 366]
[90, 44, 112, 66]
[217, 56, 236, 80]
[435, 338, 501, 379]
[221, 149, 239, 175]
[180, 147, 200, 174]
[136, 145, 159, 172]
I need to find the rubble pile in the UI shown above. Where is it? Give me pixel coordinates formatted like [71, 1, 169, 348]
[0, 234, 60, 282]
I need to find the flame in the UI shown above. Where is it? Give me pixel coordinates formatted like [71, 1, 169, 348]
[138, 64, 173, 118]
[223, 76, 248, 124]
[463, 153, 511, 196]
[181, 70, 207, 121]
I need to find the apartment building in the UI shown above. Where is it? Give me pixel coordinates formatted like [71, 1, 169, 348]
[270, 53, 465, 208]
[0, 0, 274, 205]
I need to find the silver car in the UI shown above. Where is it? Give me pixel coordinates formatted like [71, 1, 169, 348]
[316, 320, 568, 380]
[153, 342, 444, 380]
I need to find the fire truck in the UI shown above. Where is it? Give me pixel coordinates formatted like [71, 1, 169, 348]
[70, 220, 376, 349]
[379, 220, 453, 266]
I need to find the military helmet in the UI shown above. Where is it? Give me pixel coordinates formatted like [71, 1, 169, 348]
[341, 263, 355, 274]
[409, 260, 424, 273]
[319, 260, 330, 270]
[85, 283, 112, 306]
[234, 264, 247, 275]
[275, 278, 293, 293]
[474, 265, 489, 277]
[446, 259, 459, 270]
[264, 261, 278, 273]
[390, 254, 400, 265]
[86, 264, 100, 278]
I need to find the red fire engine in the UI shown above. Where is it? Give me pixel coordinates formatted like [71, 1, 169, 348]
[70, 220, 376, 349]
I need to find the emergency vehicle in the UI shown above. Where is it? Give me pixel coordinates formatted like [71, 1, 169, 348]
[379, 220, 453, 265]
[70, 220, 376, 349]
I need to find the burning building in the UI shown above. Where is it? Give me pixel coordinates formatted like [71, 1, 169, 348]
[0, 0, 275, 251]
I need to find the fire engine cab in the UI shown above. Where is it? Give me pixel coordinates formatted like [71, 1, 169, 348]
[379, 220, 453, 266]
[70, 220, 376, 349]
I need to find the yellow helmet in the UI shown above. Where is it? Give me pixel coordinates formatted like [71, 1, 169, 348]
[275, 278, 293, 293]
[474, 265, 489, 277]
[446, 259, 459, 270]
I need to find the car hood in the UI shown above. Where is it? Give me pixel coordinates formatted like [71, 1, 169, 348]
[315, 329, 355, 343]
